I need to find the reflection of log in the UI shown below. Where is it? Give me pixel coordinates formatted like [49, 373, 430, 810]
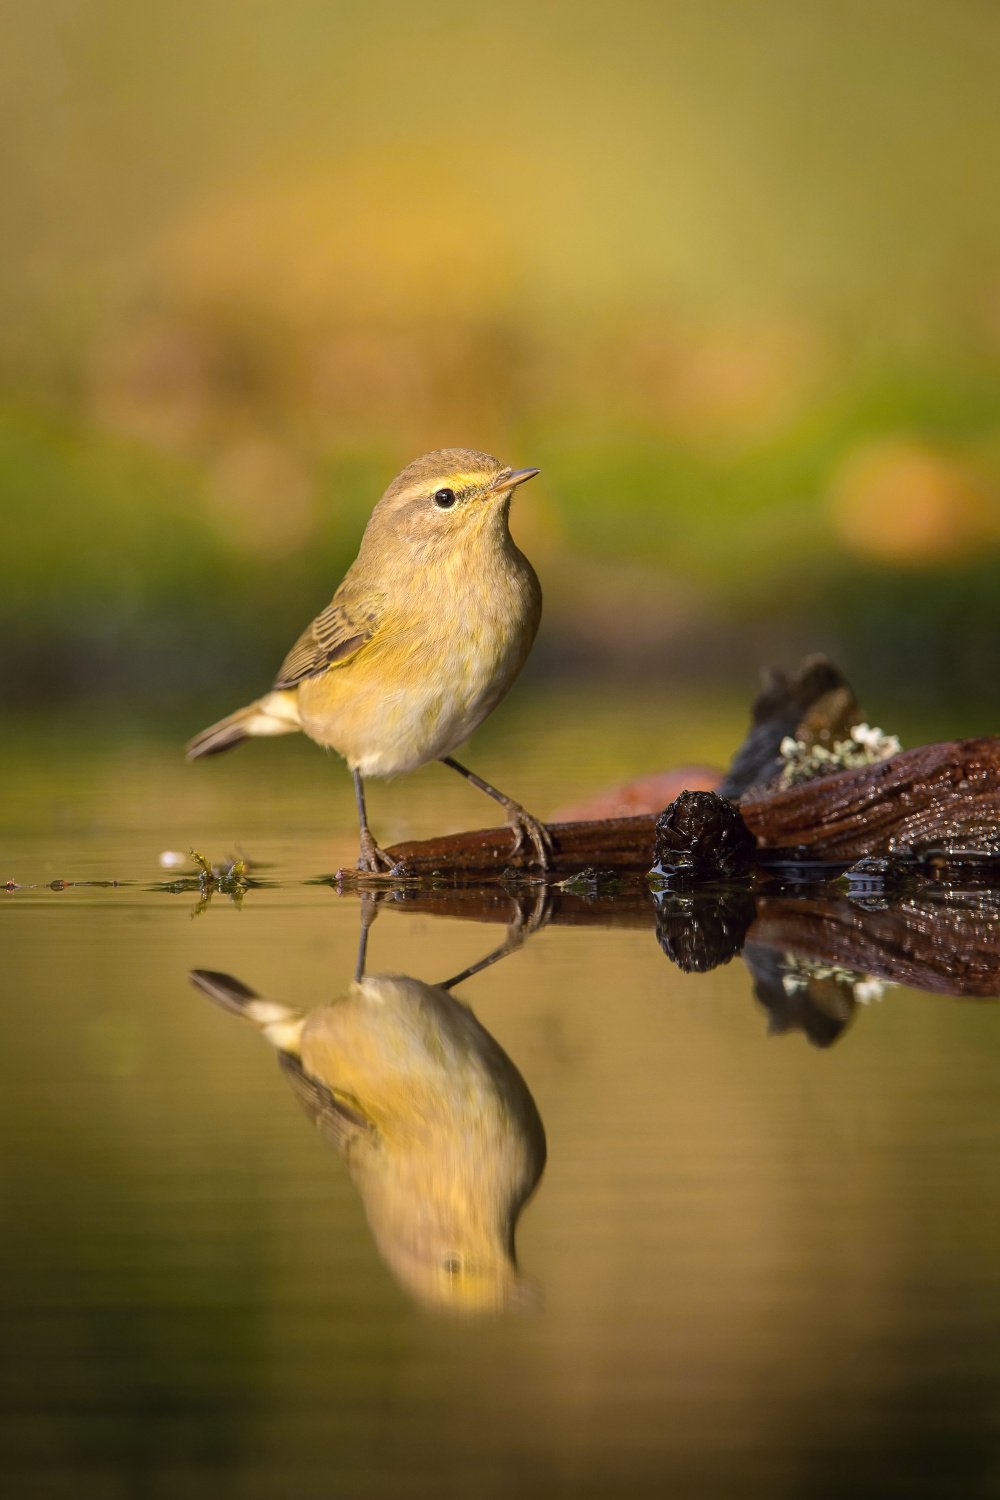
[379, 883, 1000, 998]
[384, 737, 1000, 874]
[379, 882, 656, 928]
[749, 893, 1000, 999]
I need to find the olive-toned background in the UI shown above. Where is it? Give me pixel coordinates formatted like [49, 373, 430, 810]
[5, 0, 1000, 709]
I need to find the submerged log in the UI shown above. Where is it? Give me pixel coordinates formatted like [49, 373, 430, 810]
[382, 736, 1000, 875]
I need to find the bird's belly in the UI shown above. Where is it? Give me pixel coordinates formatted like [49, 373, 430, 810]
[296, 633, 523, 777]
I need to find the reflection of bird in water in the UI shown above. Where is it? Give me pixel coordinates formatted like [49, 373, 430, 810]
[190, 956, 546, 1314]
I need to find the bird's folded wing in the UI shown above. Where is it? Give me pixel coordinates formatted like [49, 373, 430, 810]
[278, 1052, 376, 1153]
[273, 591, 379, 689]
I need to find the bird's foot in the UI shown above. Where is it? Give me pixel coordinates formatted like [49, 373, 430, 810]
[356, 831, 396, 875]
[508, 882, 552, 941]
[503, 803, 553, 870]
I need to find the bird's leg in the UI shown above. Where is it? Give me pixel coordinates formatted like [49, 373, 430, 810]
[352, 769, 395, 874]
[354, 891, 379, 982]
[440, 756, 553, 869]
[438, 885, 551, 991]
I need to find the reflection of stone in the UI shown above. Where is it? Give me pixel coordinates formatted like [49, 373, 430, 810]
[655, 888, 757, 973]
[190, 967, 545, 1315]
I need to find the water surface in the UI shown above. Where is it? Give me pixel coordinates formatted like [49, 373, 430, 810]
[4, 694, 1000, 1498]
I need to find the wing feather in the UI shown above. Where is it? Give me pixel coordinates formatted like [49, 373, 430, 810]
[278, 1052, 375, 1156]
[273, 591, 379, 690]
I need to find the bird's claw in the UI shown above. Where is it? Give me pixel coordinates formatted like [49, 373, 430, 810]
[503, 805, 553, 870]
[356, 833, 396, 875]
[508, 882, 552, 940]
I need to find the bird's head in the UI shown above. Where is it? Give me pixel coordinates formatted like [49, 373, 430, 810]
[383, 1240, 541, 1317]
[364, 448, 540, 555]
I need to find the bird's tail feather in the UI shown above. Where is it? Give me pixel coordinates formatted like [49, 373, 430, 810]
[189, 969, 305, 1054]
[186, 690, 301, 761]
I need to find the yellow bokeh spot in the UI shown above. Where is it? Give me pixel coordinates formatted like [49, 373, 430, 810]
[154, 145, 522, 326]
[829, 439, 1000, 565]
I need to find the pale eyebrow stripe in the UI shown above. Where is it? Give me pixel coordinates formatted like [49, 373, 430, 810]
[441, 472, 491, 491]
[399, 471, 496, 502]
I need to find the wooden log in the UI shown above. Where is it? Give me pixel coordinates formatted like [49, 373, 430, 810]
[383, 736, 1000, 875]
[741, 735, 1000, 861]
[384, 814, 658, 876]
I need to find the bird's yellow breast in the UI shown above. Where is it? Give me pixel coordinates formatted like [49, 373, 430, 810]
[296, 524, 540, 776]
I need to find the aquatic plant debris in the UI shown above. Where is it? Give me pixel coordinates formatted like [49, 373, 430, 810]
[4, 879, 123, 891]
[149, 850, 268, 916]
[556, 867, 624, 896]
[187, 850, 251, 913]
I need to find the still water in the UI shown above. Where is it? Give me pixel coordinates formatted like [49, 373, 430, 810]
[4, 691, 1000, 1498]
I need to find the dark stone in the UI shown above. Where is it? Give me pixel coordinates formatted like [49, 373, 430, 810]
[654, 888, 758, 972]
[651, 789, 758, 884]
[843, 855, 914, 898]
[560, 866, 624, 898]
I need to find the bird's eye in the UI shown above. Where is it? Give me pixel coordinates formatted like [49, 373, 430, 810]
[433, 488, 457, 510]
[442, 1256, 462, 1276]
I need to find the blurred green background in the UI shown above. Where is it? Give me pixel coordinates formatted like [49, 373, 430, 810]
[5, 0, 1000, 712]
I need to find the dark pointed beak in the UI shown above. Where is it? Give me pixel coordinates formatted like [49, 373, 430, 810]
[491, 467, 540, 493]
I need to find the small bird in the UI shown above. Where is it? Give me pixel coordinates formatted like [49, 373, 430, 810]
[189, 965, 547, 1313]
[186, 449, 551, 871]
